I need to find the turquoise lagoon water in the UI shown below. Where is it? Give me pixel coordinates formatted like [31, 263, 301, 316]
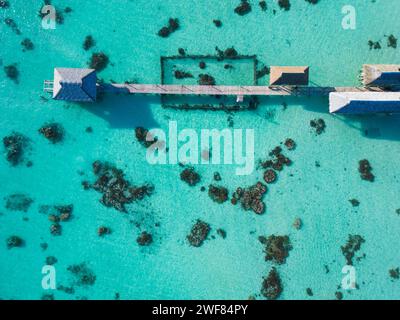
[1, 0, 400, 300]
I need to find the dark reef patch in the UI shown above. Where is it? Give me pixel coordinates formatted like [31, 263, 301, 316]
[135, 127, 157, 148]
[208, 185, 229, 204]
[98, 226, 112, 237]
[310, 118, 326, 135]
[259, 145, 292, 172]
[21, 38, 34, 51]
[261, 267, 282, 300]
[67, 263, 96, 287]
[40, 204, 73, 221]
[263, 169, 277, 184]
[137, 231, 153, 246]
[259, 235, 292, 264]
[259, 1, 267, 11]
[4, 64, 19, 83]
[3, 132, 30, 166]
[4, 18, 21, 34]
[180, 167, 201, 186]
[349, 199, 360, 207]
[386, 34, 397, 49]
[39, 204, 73, 236]
[215, 46, 239, 59]
[41, 293, 55, 300]
[198, 74, 216, 85]
[335, 291, 343, 300]
[87, 161, 154, 212]
[4, 194, 33, 212]
[389, 268, 400, 280]
[284, 138, 296, 150]
[88, 52, 109, 71]
[187, 220, 210, 247]
[278, 0, 291, 11]
[368, 40, 381, 50]
[234, 1, 252, 16]
[178, 48, 186, 56]
[83, 35, 95, 51]
[217, 228, 227, 239]
[213, 172, 221, 181]
[57, 285, 74, 295]
[174, 70, 193, 79]
[158, 18, 180, 38]
[46, 256, 58, 265]
[38, 123, 64, 143]
[341, 234, 365, 265]
[358, 159, 374, 182]
[50, 223, 62, 236]
[213, 19, 222, 28]
[224, 63, 233, 70]
[6, 235, 24, 249]
[232, 182, 267, 214]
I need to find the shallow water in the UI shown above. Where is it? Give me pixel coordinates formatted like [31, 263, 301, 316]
[1, 0, 400, 300]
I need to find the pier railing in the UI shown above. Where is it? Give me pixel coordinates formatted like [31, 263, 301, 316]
[43, 80, 54, 93]
[98, 83, 386, 97]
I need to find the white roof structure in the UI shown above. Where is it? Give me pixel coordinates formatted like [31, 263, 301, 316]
[329, 92, 400, 114]
[53, 68, 97, 102]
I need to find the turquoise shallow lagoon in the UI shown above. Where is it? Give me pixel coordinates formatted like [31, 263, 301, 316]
[1, 0, 400, 300]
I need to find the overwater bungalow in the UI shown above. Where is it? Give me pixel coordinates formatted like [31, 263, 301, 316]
[329, 92, 400, 114]
[361, 64, 400, 87]
[44, 68, 97, 102]
[269, 66, 309, 86]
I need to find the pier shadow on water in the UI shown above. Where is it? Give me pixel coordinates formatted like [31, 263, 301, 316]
[81, 93, 160, 129]
[299, 96, 400, 141]
[336, 114, 400, 141]
[268, 96, 400, 141]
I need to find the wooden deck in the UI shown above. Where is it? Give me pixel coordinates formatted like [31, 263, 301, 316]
[99, 83, 386, 97]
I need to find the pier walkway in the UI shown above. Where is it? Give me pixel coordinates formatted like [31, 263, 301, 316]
[98, 83, 387, 97]
[47, 66, 400, 113]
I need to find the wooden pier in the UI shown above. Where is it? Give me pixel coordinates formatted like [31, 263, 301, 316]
[98, 83, 387, 97]
[47, 66, 400, 113]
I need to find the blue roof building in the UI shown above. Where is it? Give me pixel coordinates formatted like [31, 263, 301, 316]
[362, 64, 400, 86]
[329, 92, 400, 114]
[52, 68, 97, 102]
